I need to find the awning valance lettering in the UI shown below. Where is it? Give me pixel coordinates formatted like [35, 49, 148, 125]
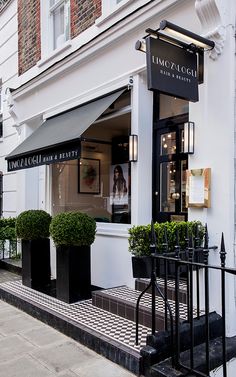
[6, 89, 125, 172]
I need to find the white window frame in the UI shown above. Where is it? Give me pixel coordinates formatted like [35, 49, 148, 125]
[102, 0, 130, 15]
[40, 0, 70, 57]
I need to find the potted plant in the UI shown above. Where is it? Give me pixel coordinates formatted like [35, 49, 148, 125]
[50, 211, 96, 303]
[128, 221, 205, 278]
[15, 210, 52, 291]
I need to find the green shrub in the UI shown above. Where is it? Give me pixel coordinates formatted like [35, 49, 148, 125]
[0, 217, 16, 228]
[16, 210, 52, 240]
[128, 221, 205, 256]
[50, 211, 96, 247]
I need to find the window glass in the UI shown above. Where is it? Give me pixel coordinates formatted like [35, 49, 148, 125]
[49, 0, 70, 50]
[160, 161, 176, 212]
[52, 92, 131, 224]
[160, 131, 176, 155]
[159, 94, 188, 120]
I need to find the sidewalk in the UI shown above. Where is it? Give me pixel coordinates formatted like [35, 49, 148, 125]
[0, 269, 136, 377]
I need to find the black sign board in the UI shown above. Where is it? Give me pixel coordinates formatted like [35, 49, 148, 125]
[6, 140, 81, 172]
[146, 37, 199, 102]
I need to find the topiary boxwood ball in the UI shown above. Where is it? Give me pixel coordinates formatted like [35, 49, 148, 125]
[16, 210, 52, 240]
[50, 212, 96, 247]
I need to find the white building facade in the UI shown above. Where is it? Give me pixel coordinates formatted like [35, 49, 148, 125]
[1, 0, 236, 341]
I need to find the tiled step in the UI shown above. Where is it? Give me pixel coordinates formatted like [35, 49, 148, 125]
[92, 285, 195, 330]
[0, 280, 150, 375]
[135, 278, 187, 305]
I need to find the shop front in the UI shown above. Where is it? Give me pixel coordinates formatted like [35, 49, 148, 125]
[4, 0, 236, 312]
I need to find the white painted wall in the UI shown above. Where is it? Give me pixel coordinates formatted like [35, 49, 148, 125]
[0, 0, 19, 218]
[188, 0, 236, 335]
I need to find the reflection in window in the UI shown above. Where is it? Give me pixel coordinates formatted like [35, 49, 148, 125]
[52, 92, 131, 224]
[160, 161, 176, 212]
[159, 94, 188, 120]
[160, 132, 176, 155]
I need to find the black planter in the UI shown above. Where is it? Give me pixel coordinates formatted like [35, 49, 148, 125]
[22, 238, 51, 291]
[56, 245, 91, 303]
[132, 256, 152, 278]
[156, 252, 188, 279]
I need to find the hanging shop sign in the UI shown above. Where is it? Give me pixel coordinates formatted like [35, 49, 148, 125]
[146, 37, 199, 102]
[7, 141, 81, 172]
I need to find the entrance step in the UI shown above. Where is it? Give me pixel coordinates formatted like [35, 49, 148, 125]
[92, 285, 195, 330]
[148, 335, 236, 377]
[135, 278, 187, 305]
[0, 258, 22, 275]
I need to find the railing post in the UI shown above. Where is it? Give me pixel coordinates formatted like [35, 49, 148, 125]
[174, 228, 181, 367]
[220, 233, 227, 377]
[203, 224, 210, 376]
[150, 220, 157, 336]
[188, 233, 194, 370]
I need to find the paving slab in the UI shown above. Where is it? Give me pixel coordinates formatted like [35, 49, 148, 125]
[0, 355, 54, 377]
[31, 340, 97, 373]
[20, 325, 68, 347]
[0, 312, 41, 335]
[0, 334, 36, 362]
[73, 356, 136, 377]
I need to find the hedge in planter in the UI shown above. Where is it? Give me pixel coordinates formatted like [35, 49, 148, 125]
[16, 210, 52, 291]
[128, 221, 205, 278]
[50, 211, 96, 303]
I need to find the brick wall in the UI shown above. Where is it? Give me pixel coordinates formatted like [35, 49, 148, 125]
[18, 0, 102, 75]
[71, 0, 101, 39]
[18, 0, 41, 75]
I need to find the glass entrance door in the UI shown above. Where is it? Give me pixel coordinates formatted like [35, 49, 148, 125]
[153, 117, 188, 222]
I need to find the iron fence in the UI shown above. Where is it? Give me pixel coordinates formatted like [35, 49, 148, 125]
[137, 226, 236, 377]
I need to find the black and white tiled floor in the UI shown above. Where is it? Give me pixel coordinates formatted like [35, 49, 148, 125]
[0, 280, 150, 352]
[102, 285, 193, 318]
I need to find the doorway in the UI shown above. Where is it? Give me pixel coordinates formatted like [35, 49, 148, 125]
[153, 94, 189, 223]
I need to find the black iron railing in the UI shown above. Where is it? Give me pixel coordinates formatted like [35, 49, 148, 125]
[137, 225, 235, 377]
[0, 239, 19, 260]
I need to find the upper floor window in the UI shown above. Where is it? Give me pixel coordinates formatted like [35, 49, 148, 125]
[49, 0, 70, 50]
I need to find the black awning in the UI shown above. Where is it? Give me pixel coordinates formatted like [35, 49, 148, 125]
[6, 89, 125, 172]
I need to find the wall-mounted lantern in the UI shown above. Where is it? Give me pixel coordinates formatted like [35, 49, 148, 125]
[184, 122, 195, 154]
[129, 134, 138, 162]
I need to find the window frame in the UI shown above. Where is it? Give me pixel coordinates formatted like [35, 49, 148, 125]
[40, 0, 70, 57]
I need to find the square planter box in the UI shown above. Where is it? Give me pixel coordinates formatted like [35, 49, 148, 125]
[22, 238, 51, 291]
[56, 245, 91, 303]
[132, 256, 152, 278]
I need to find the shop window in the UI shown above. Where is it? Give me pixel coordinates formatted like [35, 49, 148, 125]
[51, 91, 131, 224]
